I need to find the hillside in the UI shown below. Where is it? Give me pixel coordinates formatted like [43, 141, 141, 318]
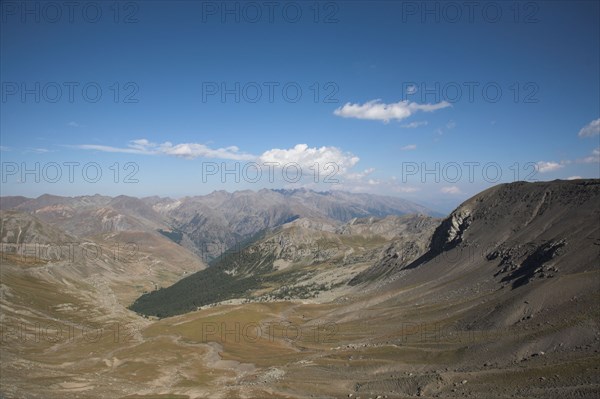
[129, 214, 438, 317]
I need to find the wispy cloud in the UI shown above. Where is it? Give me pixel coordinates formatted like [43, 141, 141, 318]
[400, 144, 417, 151]
[67, 121, 80, 127]
[346, 167, 376, 181]
[336, 177, 421, 195]
[393, 185, 420, 193]
[577, 147, 600, 164]
[333, 99, 451, 123]
[536, 161, 564, 173]
[578, 118, 600, 138]
[73, 140, 365, 177]
[73, 139, 255, 160]
[25, 148, 51, 154]
[534, 148, 598, 174]
[0, 146, 10, 152]
[161, 142, 254, 160]
[405, 85, 418, 95]
[75, 144, 147, 154]
[440, 186, 462, 194]
[400, 121, 428, 129]
[567, 176, 583, 180]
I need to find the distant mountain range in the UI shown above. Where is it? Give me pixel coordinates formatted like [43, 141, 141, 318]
[1, 188, 439, 261]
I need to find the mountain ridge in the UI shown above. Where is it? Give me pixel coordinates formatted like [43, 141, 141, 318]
[1, 188, 438, 262]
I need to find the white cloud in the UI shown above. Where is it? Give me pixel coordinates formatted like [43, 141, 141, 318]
[259, 144, 359, 175]
[536, 161, 564, 173]
[0, 146, 10, 152]
[74, 140, 364, 175]
[333, 99, 451, 123]
[446, 120, 456, 129]
[159, 142, 253, 160]
[400, 121, 428, 128]
[336, 178, 421, 195]
[26, 148, 51, 154]
[577, 147, 600, 164]
[393, 185, 420, 193]
[567, 176, 583, 180]
[401, 144, 417, 151]
[67, 121, 79, 127]
[578, 118, 600, 138]
[74, 139, 254, 160]
[346, 167, 376, 181]
[75, 144, 149, 154]
[406, 85, 418, 95]
[440, 186, 462, 194]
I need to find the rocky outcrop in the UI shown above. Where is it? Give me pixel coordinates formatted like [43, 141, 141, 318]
[429, 208, 472, 253]
[348, 215, 439, 285]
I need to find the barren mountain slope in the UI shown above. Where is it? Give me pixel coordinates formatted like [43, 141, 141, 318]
[2, 181, 598, 399]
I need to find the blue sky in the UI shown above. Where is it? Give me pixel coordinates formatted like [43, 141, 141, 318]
[1, 0, 599, 212]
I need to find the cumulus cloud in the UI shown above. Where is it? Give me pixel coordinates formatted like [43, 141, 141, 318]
[400, 144, 417, 151]
[440, 186, 462, 194]
[536, 161, 564, 173]
[259, 144, 360, 175]
[73, 139, 254, 160]
[333, 99, 451, 123]
[578, 118, 600, 138]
